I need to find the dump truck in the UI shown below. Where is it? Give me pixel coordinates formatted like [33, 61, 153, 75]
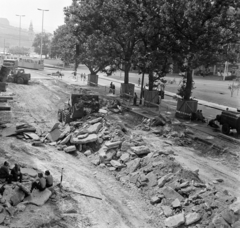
[216, 111, 240, 135]
[7, 69, 31, 84]
[58, 94, 100, 124]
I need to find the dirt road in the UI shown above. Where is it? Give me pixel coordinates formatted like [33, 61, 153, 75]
[0, 73, 239, 227]
[0, 77, 162, 228]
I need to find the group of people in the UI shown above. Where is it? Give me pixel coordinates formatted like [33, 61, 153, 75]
[109, 82, 116, 94]
[80, 73, 87, 81]
[0, 161, 53, 193]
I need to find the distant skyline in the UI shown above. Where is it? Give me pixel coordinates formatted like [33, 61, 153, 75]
[0, 0, 72, 33]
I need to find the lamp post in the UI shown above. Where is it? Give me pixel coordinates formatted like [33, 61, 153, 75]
[16, 14, 25, 55]
[38, 8, 49, 60]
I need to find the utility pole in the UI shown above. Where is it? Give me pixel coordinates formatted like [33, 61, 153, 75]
[38, 8, 49, 60]
[16, 14, 25, 55]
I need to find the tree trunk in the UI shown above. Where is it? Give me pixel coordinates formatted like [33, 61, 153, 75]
[148, 70, 154, 91]
[184, 68, 193, 100]
[124, 62, 131, 84]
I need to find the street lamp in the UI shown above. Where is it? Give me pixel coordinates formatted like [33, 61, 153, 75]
[16, 14, 25, 55]
[38, 8, 49, 60]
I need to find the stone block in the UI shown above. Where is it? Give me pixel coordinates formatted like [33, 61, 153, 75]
[10, 187, 26, 206]
[158, 173, 173, 188]
[0, 213, 5, 224]
[164, 213, 185, 227]
[120, 153, 130, 163]
[121, 141, 133, 152]
[129, 172, 139, 185]
[24, 188, 52, 206]
[64, 145, 76, 153]
[110, 160, 124, 169]
[232, 221, 240, 228]
[172, 198, 181, 208]
[221, 209, 238, 225]
[77, 133, 89, 139]
[84, 150, 92, 156]
[185, 212, 202, 225]
[105, 141, 122, 149]
[126, 158, 141, 173]
[87, 122, 102, 134]
[131, 146, 150, 156]
[162, 205, 173, 217]
[71, 134, 98, 144]
[212, 214, 231, 228]
[146, 172, 158, 187]
[105, 149, 117, 161]
[161, 186, 184, 203]
[229, 197, 240, 214]
[88, 117, 102, 124]
[98, 146, 108, 162]
[150, 195, 161, 205]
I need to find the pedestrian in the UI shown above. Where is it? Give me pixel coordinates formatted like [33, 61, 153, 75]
[45, 170, 53, 188]
[30, 173, 46, 193]
[0, 161, 12, 184]
[81, 73, 83, 81]
[138, 78, 141, 86]
[72, 71, 76, 79]
[112, 83, 115, 94]
[133, 92, 138, 105]
[83, 73, 86, 82]
[109, 82, 113, 93]
[11, 164, 23, 183]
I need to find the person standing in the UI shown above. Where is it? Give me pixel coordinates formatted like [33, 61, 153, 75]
[138, 78, 141, 86]
[109, 82, 113, 93]
[133, 92, 138, 105]
[83, 73, 86, 82]
[0, 161, 12, 183]
[112, 83, 115, 94]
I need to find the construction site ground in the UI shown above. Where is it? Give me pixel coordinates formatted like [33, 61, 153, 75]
[0, 70, 239, 227]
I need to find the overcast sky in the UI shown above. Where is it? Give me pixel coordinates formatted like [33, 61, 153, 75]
[0, 0, 72, 33]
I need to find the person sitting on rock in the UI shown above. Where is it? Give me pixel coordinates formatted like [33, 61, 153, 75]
[45, 170, 53, 188]
[30, 173, 46, 193]
[11, 164, 23, 183]
[0, 161, 12, 184]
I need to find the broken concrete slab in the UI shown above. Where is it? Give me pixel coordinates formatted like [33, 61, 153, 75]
[229, 197, 240, 214]
[121, 141, 134, 152]
[64, 145, 76, 153]
[146, 172, 158, 187]
[105, 141, 122, 149]
[172, 198, 181, 208]
[24, 132, 40, 141]
[126, 158, 141, 173]
[150, 195, 162, 205]
[46, 128, 61, 142]
[98, 146, 108, 162]
[87, 122, 102, 134]
[120, 153, 130, 163]
[129, 172, 139, 185]
[158, 173, 173, 188]
[71, 134, 98, 144]
[10, 187, 26, 206]
[59, 125, 70, 139]
[164, 213, 185, 227]
[88, 117, 102, 124]
[162, 205, 173, 217]
[1, 126, 17, 137]
[131, 146, 150, 156]
[77, 133, 89, 139]
[161, 186, 184, 202]
[0, 212, 6, 224]
[84, 150, 92, 156]
[21, 168, 38, 178]
[60, 134, 72, 145]
[110, 160, 125, 169]
[24, 189, 52, 206]
[185, 212, 201, 225]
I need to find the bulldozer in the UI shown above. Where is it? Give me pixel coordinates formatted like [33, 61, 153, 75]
[7, 69, 31, 84]
[58, 94, 100, 124]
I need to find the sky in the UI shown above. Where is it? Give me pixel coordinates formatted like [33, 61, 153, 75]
[0, 0, 72, 33]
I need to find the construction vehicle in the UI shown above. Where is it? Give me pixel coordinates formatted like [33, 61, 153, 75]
[58, 94, 100, 124]
[216, 111, 240, 135]
[7, 69, 31, 84]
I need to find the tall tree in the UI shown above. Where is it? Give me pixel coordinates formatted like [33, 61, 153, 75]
[8, 46, 30, 55]
[160, 0, 240, 100]
[32, 32, 52, 57]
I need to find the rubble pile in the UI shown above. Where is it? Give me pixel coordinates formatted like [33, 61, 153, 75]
[0, 167, 53, 225]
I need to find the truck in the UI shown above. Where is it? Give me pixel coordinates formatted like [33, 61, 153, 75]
[216, 111, 240, 135]
[7, 69, 31, 84]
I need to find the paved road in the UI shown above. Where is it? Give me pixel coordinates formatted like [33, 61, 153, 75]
[28, 67, 239, 121]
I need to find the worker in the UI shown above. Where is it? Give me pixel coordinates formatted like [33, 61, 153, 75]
[133, 92, 138, 106]
[0, 161, 12, 184]
[11, 164, 23, 183]
[30, 173, 46, 193]
[45, 170, 53, 188]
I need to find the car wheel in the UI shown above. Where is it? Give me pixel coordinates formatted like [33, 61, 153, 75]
[222, 123, 230, 135]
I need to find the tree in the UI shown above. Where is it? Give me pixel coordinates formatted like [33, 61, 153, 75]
[160, 0, 240, 100]
[32, 32, 52, 57]
[50, 25, 77, 66]
[8, 46, 30, 55]
[63, 0, 117, 74]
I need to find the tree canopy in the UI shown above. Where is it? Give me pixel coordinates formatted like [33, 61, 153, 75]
[32, 32, 52, 57]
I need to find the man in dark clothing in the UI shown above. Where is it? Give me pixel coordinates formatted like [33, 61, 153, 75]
[11, 164, 23, 183]
[0, 162, 12, 184]
[112, 84, 115, 94]
[30, 173, 46, 193]
[45, 170, 53, 188]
